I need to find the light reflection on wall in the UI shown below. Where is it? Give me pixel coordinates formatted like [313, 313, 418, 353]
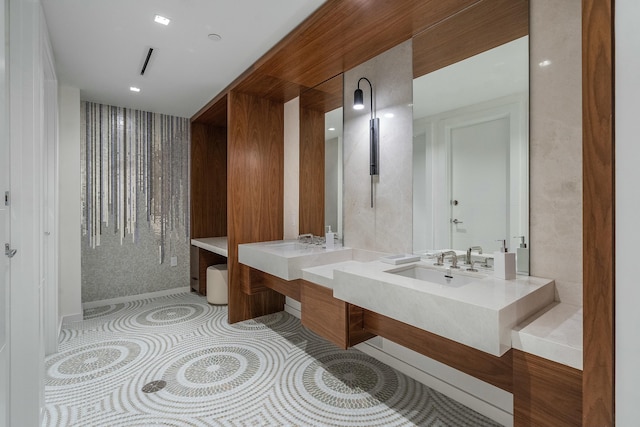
[80, 102, 190, 263]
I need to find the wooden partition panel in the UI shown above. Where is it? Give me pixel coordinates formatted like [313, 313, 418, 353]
[413, 0, 529, 78]
[190, 122, 227, 238]
[299, 107, 325, 236]
[582, 0, 614, 424]
[227, 91, 286, 323]
[513, 350, 582, 426]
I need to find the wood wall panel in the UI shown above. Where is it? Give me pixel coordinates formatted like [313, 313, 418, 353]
[513, 350, 583, 426]
[582, 0, 614, 425]
[363, 310, 513, 392]
[190, 122, 227, 238]
[413, 0, 529, 78]
[299, 107, 325, 236]
[227, 91, 286, 323]
[192, 0, 477, 120]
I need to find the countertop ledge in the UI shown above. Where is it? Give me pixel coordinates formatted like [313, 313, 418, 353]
[511, 302, 583, 370]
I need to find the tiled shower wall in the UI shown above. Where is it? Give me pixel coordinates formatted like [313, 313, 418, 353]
[80, 102, 190, 302]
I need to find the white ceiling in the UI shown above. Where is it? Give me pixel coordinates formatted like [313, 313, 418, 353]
[42, 0, 326, 118]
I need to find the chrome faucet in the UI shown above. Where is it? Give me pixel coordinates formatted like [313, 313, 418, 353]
[440, 250, 459, 268]
[466, 246, 483, 264]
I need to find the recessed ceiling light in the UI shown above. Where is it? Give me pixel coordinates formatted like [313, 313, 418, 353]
[154, 15, 170, 26]
[208, 33, 222, 42]
[328, 127, 335, 131]
[539, 59, 552, 67]
[130, 86, 141, 92]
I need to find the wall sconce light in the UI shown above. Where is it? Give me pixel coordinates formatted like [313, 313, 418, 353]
[353, 77, 379, 208]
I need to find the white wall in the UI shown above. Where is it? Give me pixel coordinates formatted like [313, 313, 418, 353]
[58, 86, 82, 323]
[615, 0, 640, 423]
[8, 0, 54, 424]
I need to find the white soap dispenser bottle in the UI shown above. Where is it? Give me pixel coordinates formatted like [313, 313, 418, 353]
[514, 235, 529, 274]
[325, 226, 335, 249]
[494, 239, 516, 280]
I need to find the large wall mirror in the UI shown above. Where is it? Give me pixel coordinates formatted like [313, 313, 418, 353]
[299, 74, 344, 237]
[411, 0, 529, 273]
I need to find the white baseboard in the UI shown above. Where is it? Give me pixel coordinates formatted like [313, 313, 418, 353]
[82, 287, 191, 310]
[355, 339, 513, 427]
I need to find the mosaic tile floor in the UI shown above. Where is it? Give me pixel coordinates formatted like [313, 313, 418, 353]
[44, 292, 502, 426]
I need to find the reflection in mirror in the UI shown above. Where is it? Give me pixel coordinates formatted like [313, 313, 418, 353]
[412, 36, 529, 273]
[324, 107, 343, 236]
[299, 74, 343, 239]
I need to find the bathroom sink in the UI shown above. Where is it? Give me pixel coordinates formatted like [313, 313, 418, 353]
[388, 265, 479, 287]
[266, 241, 322, 251]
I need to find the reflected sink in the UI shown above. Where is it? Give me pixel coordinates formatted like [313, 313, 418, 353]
[389, 265, 479, 287]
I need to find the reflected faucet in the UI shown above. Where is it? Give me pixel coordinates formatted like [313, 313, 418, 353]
[298, 233, 313, 243]
[466, 246, 483, 264]
[439, 250, 460, 269]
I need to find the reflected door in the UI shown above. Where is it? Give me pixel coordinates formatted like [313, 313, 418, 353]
[450, 117, 509, 252]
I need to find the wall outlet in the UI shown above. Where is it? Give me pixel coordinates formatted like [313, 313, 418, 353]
[170, 256, 177, 267]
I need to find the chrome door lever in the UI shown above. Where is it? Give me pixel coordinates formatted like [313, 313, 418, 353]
[451, 219, 464, 224]
[5, 243, 17, 258]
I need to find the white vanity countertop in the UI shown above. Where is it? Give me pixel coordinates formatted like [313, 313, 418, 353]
[331, 259, 555, 356]
[191, 237, 228, 257]
[238, 240, 353, 280]
[511, 302, 583, 370]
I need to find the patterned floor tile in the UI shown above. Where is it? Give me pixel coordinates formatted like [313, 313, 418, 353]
[44, 292, 502, 427]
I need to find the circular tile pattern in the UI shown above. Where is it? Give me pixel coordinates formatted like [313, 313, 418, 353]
[46, 340, 141, 386]
[134, 304, 204, 327]
[83, 303, 126, 319]
[302, 353, 397, 409]
[163, 346, 258, 397]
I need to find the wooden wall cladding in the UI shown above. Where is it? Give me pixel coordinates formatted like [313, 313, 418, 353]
[582, 0, 614, 425]
[298, 107, 325, 236]
[513, 350, 583, 426]
[227, 91, 286, 323]
[413, 0, 529, 79]
[363, 310, 513, 392]
[192, 0, 478, 120]
[190, 122, 227, 238]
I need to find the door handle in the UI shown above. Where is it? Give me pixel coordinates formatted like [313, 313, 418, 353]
[451, 219, 463, 224]
[5, 243, 17, 258]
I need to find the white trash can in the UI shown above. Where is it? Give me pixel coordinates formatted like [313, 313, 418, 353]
[206, 264, 228, 305]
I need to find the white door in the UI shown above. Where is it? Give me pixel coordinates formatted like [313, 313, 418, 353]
[0, 0, 10, 422]
[450, 116, 510, 252]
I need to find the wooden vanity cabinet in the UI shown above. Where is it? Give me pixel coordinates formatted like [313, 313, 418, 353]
[301, 280, 374, 349]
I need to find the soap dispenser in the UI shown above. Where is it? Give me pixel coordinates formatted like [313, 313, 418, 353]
[325, 226, 335, 249]
[494, 239, 516, 280]
[514, 236, 529, 274]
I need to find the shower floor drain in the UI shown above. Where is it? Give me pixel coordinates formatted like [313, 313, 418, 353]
[142, 380, 167, 393]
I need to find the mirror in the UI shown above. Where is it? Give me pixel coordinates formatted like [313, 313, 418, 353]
[412, 11, 529, 273]
[299, 74, 343, 238]
[324, 107, 343, 236]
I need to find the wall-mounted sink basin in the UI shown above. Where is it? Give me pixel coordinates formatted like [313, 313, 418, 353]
[238, 240, 353, 280]
[389, 265, 481, 287]
[332, 260, 555, 356]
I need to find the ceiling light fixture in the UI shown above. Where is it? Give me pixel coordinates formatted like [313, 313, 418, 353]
[154, 15, 170, 26]
[130, 86, 141, 92]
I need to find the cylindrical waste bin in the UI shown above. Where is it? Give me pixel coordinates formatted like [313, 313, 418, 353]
[206, 264, 228, 305]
